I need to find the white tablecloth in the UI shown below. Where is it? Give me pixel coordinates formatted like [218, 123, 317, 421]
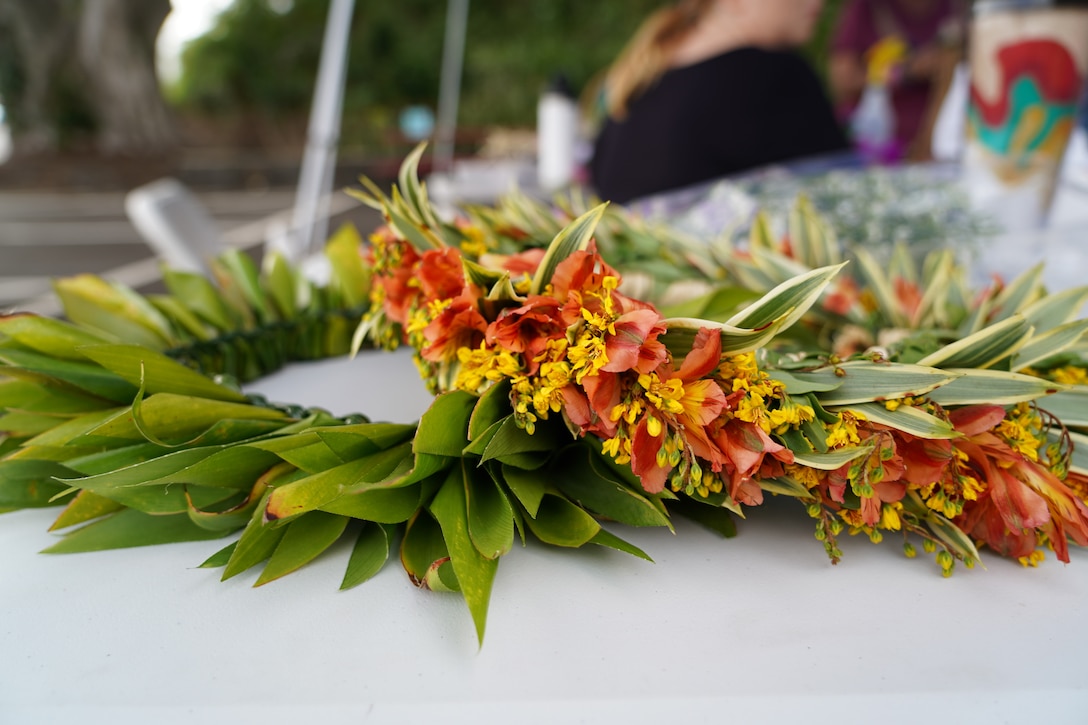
[3, 350, 1087, 725]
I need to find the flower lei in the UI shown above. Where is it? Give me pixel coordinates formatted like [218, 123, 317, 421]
[3, 147, 1088, 644]
[362, 213, 1088, 572]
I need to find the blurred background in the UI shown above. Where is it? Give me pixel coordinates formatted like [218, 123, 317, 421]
[0, 0, 842, 310]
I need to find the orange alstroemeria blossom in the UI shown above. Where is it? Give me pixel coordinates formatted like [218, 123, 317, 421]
[486, 296, 566, 374]
[421, 295, 488, 363]
[601, 308, 667, 375]
[418, 247, 466, 302]
[629, 327, 730, 494]
[371, 239, 422, 326]
[714, 419, 794, 506]
[950, 405, 1088, 562]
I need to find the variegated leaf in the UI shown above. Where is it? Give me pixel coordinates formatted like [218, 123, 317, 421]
[926, 368, 1066, 406]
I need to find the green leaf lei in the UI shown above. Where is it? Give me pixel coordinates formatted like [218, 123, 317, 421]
[3, 149, 1088, 645]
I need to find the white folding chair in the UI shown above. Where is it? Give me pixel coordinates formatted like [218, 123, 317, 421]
[123, 177, 224, 274]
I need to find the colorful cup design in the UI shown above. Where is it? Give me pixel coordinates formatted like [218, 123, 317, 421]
[964, 6, 1088, 228]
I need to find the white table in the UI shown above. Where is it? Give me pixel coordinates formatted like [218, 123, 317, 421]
[3, 349, 1087, 724]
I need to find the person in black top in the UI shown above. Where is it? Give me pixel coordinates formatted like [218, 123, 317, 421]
[589, 0, 848, 204]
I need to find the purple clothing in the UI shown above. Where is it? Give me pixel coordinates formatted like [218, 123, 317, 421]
[833, 0, 960, 148]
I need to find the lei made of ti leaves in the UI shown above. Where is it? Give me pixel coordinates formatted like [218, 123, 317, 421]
[3, 146, 1088, 645]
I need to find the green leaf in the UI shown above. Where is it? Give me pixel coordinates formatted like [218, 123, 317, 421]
[149, 295, 212, 341]
[523, 492, 600, 547]
[769, 369, 843, 395]
[0, 348, 139, 402]
[668, 498, 737, 538]
[727, 262, 846, 331]
[663, 263, 846, 356]
[317, 423, 416, 461]
[1019, 285, 1088, 334]
[590, 529, 653, 561]
[1013, 320, 1088, 371]
[501, 463, 546, 517]
[529, 203, 607, 296]
[468, 380, 512, 440]
[400, 509, 450, 586]
[926, 368, 1066, 406]
[49, 490, 125, 530]
[164, 268, 238, 330]
[552, 447, 672, 528]
[1061, 430, 1088, 475]
[324, 223, 370, 309]
[186, 485, 264, 532]
[758, 476, 813, 498]
[341, 522, 392, 590]
[841, 402, 959, 439]
[991, 263, 1044, 322]
[1037, 386, 1088, 427]
[266, 446, 413, 521]
[808, 361, 960, 406]
[853, 247, 909, 328]
[0, 314, 112, 361]
[658, 286, 762, 322]
[126, 392, 287, 447]
[53, 275, 175, 349]
[414, 391, 475, 457]
[916, 315, 1032, 369]
[262, 251, 299, 320]
[387, 202, 442, 252]
[479, 416, 569, 464]
[321, 483, 426, 523]
[42, 509, 225, 554]
[216, 249, 275, 324]
[463, 463, 514, 559]
[0, 459, 75, 508]
[0, 377, 113, 415]
[429, 469, 499, 646]
[78, 345, 250, 403]
[223, 487, 287, 580]
[199, 541, 237, 569]
[255, 511, 349, 586]
[789, 445, 873, 470]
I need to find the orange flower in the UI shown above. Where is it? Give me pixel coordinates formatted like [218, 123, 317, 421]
[371, 240, 422, 325]
[628, 328, 730, 493]
[601, 308, 667, 375]
[485, 296, 565, 374]
[421, 295, 488, 363]
[500, 248, 546, 276]
[418, 247, 466, 302]
[950, 405, 1088, 562]
[714, 419, 794, 506]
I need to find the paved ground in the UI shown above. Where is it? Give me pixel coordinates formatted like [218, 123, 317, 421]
[0, 187, 383, 315]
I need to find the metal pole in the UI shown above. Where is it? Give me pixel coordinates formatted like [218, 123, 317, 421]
[433, 0, 469, 173]
[287, 0, 355, 262]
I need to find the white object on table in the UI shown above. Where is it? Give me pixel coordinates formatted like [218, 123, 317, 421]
[2, 347, 1086, 724]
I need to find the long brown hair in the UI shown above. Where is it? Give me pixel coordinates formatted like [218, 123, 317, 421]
[603, 0, 717, 119]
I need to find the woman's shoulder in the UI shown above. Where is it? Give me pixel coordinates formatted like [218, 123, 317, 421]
[661, 47, 817, 92]
[669, 47, 814, 78]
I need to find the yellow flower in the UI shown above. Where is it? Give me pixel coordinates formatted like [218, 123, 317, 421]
[767, 397, 815, 433]
[879, 502, 903, 531]
[637, 372, 685, 416]
[826, 412, 862, 448]
[567, 330, 609, 383]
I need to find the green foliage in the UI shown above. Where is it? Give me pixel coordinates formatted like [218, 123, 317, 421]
[171, 0, 844, 147]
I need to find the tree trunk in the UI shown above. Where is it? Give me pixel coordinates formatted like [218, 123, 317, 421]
[0, 0, 177, 156]
[76, 0, 177, 154]
[0, 0, 74, 154]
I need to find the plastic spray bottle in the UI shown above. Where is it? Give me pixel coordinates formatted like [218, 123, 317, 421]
[851, 36, 907, 164]
[537, 74, 578, 191]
